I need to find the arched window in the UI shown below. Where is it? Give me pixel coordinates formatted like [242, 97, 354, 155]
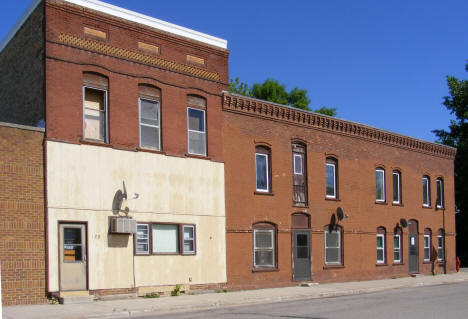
[324, 225, 343, 265]
[292, 142, 307, 206]
[392, 170, 402, 204]
[436, 178, 444, 209]
[187, 95, 206, 156]
[393, 227, 402, 263]
[255, 146, 271, 192]
[253, 222, 277, 268]
[424, 228, 432, 262]
[377, 227, 386, 264]
[437, 229, 445, 261]
[83, 72, 108, 142]
[138, 84, 161, 150]
[376, 167, 385, 202]
[422, 175, 431, 207]
[326, 157, 338, 199]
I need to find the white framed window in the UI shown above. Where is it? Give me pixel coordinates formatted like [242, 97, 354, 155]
[377, 233, 385, 264]
[135, 223, 150, 254]
[392, 171, 401, 204]
[437, 234, 444, 261]
[436, 179, 444, 208]
[293, 154, 303, 175]
[376, 169, 385, 202]
[422, 176, 430, 207]
[139, 98, 160, 150]
[326, 163, 336, 198]
[152, 224, 179, 254]
[424, 234, 431, 261]
[83, 86, 108, 142]
[182, 225, 195, 254]
[324, 228, 341, 265]
[393, 234, 401, 263]
[256, 153, 269, 192]
[187, 107, 206, 156]
[253, 227, 275, 268]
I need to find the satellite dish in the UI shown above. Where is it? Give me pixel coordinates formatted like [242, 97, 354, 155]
[122, 181, 128, 200]
[400, 218, 408, 228]
[336, 207, 344, 221]
[112, 190, 124, 214]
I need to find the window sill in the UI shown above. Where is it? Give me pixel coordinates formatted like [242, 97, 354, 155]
[137, 147, 166, 155]
[323, 264, 344, 269]
[292, 203, 308, 208]
[437, 260, 445, 265]
[423, 261, 432, 264]
[392, 262, 404, 266]
[151, 253, 180, 256]
[80, 138, 112, 147]
[325, 197, 340, 201]
[254, 191, 274, 196]
[392, 202, 404, 207]
[422, 205, 432, 209]
[252, 267, 279, 273]
[375, 201, 387, 205]
[185, 153, 210, 160]
[376, 263, 388, 267]
[436, 207, 445, 211]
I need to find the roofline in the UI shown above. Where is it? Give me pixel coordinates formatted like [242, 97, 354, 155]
[222, 91, 456, 151]
[0, 0, 228, 54]
[0, 0, 42, 53]
[0, 121, 45, 132]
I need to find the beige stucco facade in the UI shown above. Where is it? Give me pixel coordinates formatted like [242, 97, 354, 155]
[46, 141, 226, 292]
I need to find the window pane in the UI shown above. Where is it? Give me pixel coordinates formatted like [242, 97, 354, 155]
[325, 231, 339, 248]
[376, 170, 384, 201]
[326, 247, 340, 263]
[140, 99, 159, 122]
[437, 180, 443, 207]
[297, 234, 308, 246]
[424, 248, 430, 260]
[255, 230, 273, 248]
[64, 228, 81, 245]
[183, 240, 194, 252]
[188, 131, 206, 155]
[152, 224, 179, 253]
[255, 250, 273, 266]
[140, 125, 159, 150]
[394, 236, 400, 249]
[294, 154, 302, 175]
[183, 227, 194, 240]
[297, 246, 308, 258]
[84, 88, 104, 110]
[393, 173, 400, 203]
[256, 154, 268, 191]
[377, 236, 383, 248]
[377, 249, 384, 261]
[424, 236, 429, 248]
[394, 251, 400, 261]
[326, 164, 335, 197]
[188, 108, 205, 132]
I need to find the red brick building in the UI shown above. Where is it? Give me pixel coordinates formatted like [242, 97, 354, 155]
[222, 93, 456, 289]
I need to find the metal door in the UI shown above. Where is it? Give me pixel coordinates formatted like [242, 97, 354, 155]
[59, 223, 87, 291]
[408, 221, 419, 274]
[293, 230, 311, 281]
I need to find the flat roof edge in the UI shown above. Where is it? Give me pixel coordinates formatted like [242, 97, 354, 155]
[0, 121, 45, 132]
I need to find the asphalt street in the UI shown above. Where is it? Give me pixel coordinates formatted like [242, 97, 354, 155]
[143, 282, 468, 319]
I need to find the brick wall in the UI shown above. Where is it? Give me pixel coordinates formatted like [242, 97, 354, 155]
[0, 3, 44, 126]
[0, 123, 46, 306]
[222, 94, 456, 289]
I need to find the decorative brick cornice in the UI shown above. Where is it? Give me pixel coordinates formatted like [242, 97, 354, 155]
[58, 33, 221, 82]
[222, 93, 456, 159]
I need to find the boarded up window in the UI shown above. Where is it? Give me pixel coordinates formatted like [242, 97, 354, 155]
[138, 42, 160, 55]
[84, 27, 107, 41]
[187, 54, 205, 66]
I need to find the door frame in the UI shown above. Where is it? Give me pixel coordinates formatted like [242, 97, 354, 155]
[408, 219, 419, 274]
[57, 221, 89, 291]
[291, 229, 312, 281]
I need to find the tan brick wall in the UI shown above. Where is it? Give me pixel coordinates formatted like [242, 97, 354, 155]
[0, 124, 47, 305]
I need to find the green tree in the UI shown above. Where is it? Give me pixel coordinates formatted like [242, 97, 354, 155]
[433, 60, 468, 266]
[228, 77, 337, 116]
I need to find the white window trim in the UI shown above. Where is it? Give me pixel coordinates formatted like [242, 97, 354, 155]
[83, 85, 108, 143]
[187, 107, 206, 156]
[437, 235, 444, 261]
[376, 169, 385, 202]
[253, 228, 275, 268]
[324, 229, 341, 265]
[182, 224, 195, 254]
[135, 223, 149, 255]
[293, 154, 303, 175]
[392, 171, 401, 204]
[377, 233, 385, 264]
[138, 97, 161, 150]
[422, 177, 430, 207]
[436, 179, 444, 208]
[325, 163, 336, 199]
[255, 153, 269, 192]
[393, 234, 401, 263]
[424, 234, 431, 261]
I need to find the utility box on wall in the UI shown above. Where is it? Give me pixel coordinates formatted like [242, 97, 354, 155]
[110, 217, 136, 234]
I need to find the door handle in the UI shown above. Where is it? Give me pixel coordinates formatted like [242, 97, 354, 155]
[83, 255, 87, 262]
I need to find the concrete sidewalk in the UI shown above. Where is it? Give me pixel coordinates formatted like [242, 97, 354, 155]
[4, 271, 468, 319]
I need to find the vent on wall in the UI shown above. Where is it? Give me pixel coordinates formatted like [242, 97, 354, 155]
[110, 217, 136, 234]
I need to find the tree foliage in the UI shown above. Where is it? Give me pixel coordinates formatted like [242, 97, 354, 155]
[433, 60, 468, 265]
[228, 77, 337, 116]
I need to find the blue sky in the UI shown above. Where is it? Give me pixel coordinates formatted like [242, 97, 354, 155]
[1, 0, 467, 142]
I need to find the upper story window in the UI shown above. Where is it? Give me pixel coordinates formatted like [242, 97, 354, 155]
[392, 170, 401, 204]
[83, 72, 108, 142]
[292, 143, 307, 206]
[424, 228, 432, 262]
[325, 157, 338, 199]
[376, 168, 385, 202]
[436, 178, 444, 209]
[422, 175, 430, 207]
[253, 223, 276, 268]
[256, 146, 271, 193]
[139, 84, 161, 150]
[324, 225, 342, 265]
[376, 227, 386, 264]
[187, 95, 206, 156]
